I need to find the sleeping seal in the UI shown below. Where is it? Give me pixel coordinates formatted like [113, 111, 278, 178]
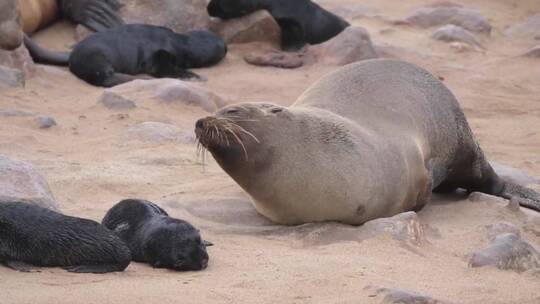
[195, 59, 540, 225]
[23, 24, 227, 87]
[0, 202, 131, 273]
[207, 0, 349, 50]
[102, 199, 212, 271]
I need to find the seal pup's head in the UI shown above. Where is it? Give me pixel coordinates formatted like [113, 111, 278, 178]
[145, 219, 213, 271]
[0, 0, 23, 50]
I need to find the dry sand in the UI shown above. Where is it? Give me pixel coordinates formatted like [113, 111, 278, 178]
[1, 0, 540, 303]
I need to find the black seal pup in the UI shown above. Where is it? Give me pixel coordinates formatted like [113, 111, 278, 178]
[23, 24, 228, 87]
[0, 202, 131, 273]
[207, 0, 349, 50]
[102, 199, 212, 271]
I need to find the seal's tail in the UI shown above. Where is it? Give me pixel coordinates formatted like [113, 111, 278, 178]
[23, 35, 70, 66]
[499, 182, 540, 211]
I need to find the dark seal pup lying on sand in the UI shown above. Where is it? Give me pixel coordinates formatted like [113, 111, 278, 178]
[102, 199, 212, 271]
[0, 202, 131, 273]
[207, 0, 349, 50]
[24, 24, 228, 87]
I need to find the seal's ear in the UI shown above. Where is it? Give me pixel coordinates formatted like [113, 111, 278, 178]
[203, 240, 214, 247]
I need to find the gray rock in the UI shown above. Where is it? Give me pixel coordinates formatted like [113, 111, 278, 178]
[490, 161, 539, 186]
[431, 24, 484, 48]
[310, 26, 378, 65]
[244, 49, 304, 69]
[505, 15, 540, 41]
[405, 7, 492, 34]
[364, 285, 451, 304]
[0, 44, 35, 75]
[126, 122, 194, 144]
[0, 0, 22, 50]
[0, 65, 24, 87]
[37, 115, 57, 129]
[0, 154, 58, 211]
[486, 222, 521, 241]
[209, 10, 281, 47]
[469, 233, 540, 272]
[119, 0, 210, 33]
[99, 91, 137, 110]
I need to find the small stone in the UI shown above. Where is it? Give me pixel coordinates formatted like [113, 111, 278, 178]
[310, 26, 378, 65]
[506, 197, 521, 212]
[486, 222, 520, 241]
[363, 285, 451, 304]
[244, 49, 304, 69]
[431, 24, 484, 48]
[405, 7, 492, 34]
[0, 65, 24, 87]
[99, 91, 137, 110]
[37, 115, 57, 129]
[209, 10, 281, 47]
[0, 154, 58, 211]
[469, 233, 540, 272]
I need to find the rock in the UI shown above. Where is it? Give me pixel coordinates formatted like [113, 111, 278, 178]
[468, 191, 506, 204]
[36, 115, 57, 129]
[119, 0, 210, 33]
[209, 10, 281, 47]
[522, 46, 540, 58]
[506, 197, 521, 212]
[361, 211, 431, 245]
[364, 285, 451, 304]
[310, 26, 378, 65]
[0, 44, 36, 76]
[103, 79, 225, 112]
[126, 122, 194, 144]
[0, 154, 58, 211]
[244, 49, 304, 69]
[491, 161, 539, 186]
[405, 7, 492, 34]
[469, 233, 540, 272]
[330, 5, 379, 20]
[431, 25, 484, 48]
[505, 15, 540, 41]
[99, 91, 137, 110]
[0, 0, 23, 51]
[486, 222, 520, 241]
[0, 65, 24, 87]
[449, 41, 475, 53]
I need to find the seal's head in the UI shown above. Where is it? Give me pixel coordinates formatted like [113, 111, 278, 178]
[0, 0, 23, 50]
[145, 220, 212, 271]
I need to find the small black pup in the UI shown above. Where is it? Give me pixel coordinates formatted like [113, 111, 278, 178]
[102, 199, 212, 271]
[24, 24, 227, 87]
[0, 202, 131, 273]
[207, 0, 349, 50]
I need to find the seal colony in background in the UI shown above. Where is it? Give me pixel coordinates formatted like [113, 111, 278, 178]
[196, 59, 540, 225]
[24, 24, 227, 87]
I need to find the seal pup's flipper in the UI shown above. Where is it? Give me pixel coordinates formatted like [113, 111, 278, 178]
[23, 35, 70, 66]
[3, 261, 40, 272]
[63, 263, 127, 274]
[61, 0, 124, 33]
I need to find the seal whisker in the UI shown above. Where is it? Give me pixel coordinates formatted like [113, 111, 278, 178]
[223, 126, 249, 160]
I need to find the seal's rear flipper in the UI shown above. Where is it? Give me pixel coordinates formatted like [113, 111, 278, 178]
[3, 261, 40, 272]
[500, 182, 540, 212]
[23, 35, 70, 66]
[63, 263, 127, 274]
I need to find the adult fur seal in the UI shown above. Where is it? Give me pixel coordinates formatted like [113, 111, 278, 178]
[207, 0, 349, 50]
[0, 201, 131, 273]
[102, 199, 212, 271]
[23, 24, 227, 87]
[0, 0, 23, 50]
[195, 59, 540, 225]
[20, 0, 122, 34]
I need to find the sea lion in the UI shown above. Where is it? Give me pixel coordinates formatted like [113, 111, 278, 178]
[0, 0, 23, 50]
[0, 201, 131, 273]
[195, 59, 540, 225]
[207, 0, 349, 50]
[23, 24, 228, 87]
[102, 199, 212, 271]
[20, 0, 122, 34]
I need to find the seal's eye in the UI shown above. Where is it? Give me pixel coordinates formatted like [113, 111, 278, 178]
[271, 108, 283, 113]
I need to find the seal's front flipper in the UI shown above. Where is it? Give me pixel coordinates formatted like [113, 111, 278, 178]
[64, 264, 126, 274]
[277, 18, 306, 51]
[3, 261, 40, 272]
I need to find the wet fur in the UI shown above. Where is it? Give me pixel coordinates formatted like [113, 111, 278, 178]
[195, 59, 540, 225]
[0, 202, 131, 273]
[207, 0, 349, 50]
[102, 199, 211, 271]
[24, 24, 227, 87]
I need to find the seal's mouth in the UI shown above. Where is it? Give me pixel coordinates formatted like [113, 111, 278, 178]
[195, 116, 259, 161]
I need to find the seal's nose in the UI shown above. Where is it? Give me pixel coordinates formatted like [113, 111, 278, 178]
[195, 119, 204, 130]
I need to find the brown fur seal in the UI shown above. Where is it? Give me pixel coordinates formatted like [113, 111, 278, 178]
[20, 0, 122, 34]
[195, 59, 540, 225]
[0, 0, 23, 50]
